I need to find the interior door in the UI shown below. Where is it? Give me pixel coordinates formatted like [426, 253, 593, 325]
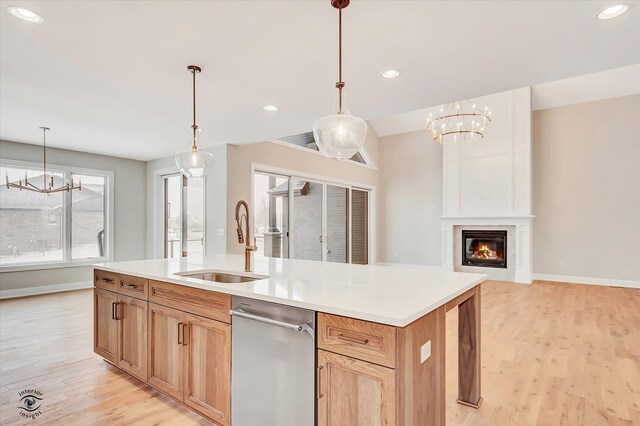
[148, 303, 184, 400]
[93, 288, 118, 364]
[116, 295, 148, 381]
[183, 313, 231, 425]
[317, 349, 396, 426]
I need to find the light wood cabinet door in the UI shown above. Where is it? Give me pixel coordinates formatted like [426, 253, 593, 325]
[183, 313, 231, 426]
[318, 349, 396, 426]
[116, 295, 148, 381]
[148, 303, 185, 400]
[94, 288, 118, 364]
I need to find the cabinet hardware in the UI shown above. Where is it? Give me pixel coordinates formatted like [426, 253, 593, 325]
[182, 323, 189, 346]
[317, 366, 324, 399]
[178, 322, 183, 345]
[337, 333, 369, 345]
[103, 277, 114, 283]
[111, 302, 117, 320]
[122, 283, 140, 290]
[230, 308, 314, 338]
[113, 302, 121, 320]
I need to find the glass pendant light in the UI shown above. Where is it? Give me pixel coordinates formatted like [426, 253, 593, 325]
[175, 65, 214, 178]
[313, 0, 367, 160]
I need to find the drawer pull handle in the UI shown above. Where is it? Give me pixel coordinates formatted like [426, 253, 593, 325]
[112, 302, 121, 320]
[102, 277, 114, 283]
[182, 323, 189, 346]
[122, 283, 141, 291]
[317, 366, 324, 399]
[337, 333, 369, 345]
[178, 322, 183, 345]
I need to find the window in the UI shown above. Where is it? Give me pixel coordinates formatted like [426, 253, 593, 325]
[278, 131, 369, 165]
[0, 162, 112, 269]
[71, 174, 106, 259]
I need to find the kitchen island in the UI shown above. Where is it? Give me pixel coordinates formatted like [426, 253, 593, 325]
[93, 254, 486, 426]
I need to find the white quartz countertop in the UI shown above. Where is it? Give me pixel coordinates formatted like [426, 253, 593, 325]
[93, 254, 486, 327]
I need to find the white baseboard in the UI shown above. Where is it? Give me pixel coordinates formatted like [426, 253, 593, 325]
[514, 271, 533, 284]
[0, 281, 93, 299]
[532, 274, 640, 289]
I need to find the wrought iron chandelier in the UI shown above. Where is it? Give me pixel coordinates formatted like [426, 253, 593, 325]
[426, 100, 492, 144]
[313, 0, 367, 160]
[174, 65, 214, 178]
[5, 127, 81, 193]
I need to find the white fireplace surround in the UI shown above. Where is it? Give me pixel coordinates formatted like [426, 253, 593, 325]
[440, 88, 534, 283]
[441, 216, 533, 283]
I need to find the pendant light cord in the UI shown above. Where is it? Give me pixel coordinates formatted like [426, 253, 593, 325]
[335, 4, 345, 114]
[191, 68, 198, 150]
[42, 127, 46, 190]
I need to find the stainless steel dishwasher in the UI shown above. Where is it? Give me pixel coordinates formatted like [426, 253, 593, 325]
[230, 296, 315, 426]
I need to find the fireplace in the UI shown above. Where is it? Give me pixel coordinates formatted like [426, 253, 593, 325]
[462, 230, 507, 269]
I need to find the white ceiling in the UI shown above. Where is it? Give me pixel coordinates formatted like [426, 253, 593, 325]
[370, 64, 640, 137]
[1, 1, 639, 161]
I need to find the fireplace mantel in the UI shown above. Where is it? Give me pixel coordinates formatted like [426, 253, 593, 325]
[440, 216, 533, 284]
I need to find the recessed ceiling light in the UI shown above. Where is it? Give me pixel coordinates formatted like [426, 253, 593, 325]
[382, 69, 400, 79]
[597, 4, 629, 19]
[263, 105, 278, 112]
[7, 6, 44, 23]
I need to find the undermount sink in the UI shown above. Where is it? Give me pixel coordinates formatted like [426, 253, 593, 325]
[176, 270, 268, 284]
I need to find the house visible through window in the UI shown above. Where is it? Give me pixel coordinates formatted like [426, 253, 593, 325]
[278, 131, 368, 165]
[0, 163, 111, 268]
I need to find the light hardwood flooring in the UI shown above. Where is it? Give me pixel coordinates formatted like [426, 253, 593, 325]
[0, 280, 638, 425]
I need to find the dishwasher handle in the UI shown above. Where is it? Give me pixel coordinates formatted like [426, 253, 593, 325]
[230, 308, 314, 338]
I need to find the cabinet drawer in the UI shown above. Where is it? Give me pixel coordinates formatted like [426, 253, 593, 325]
[95, 269, 119, 291]
[118, 274, 148, 300]
[318, 313, 397, 368]
[149, 280, 231, 324]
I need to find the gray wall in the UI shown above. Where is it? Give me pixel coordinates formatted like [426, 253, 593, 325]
[532, 95, 640, 281]
[378, 130, 443, 266]
[0, 139, 146, 291]
[145, 144, 227, 258]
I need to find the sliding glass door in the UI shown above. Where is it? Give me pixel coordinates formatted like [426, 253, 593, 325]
[163, 174, 204, 258]
[253, 170, 370, 264]
[325, 184, 349, 263]
[351, 189, 369, 265]
[292, 179, 324, 261]
[253, 172, 289, 258]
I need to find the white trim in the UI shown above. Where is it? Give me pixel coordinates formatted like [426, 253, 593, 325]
[514, 271, 533, 284]
[533, 274, 640, 289]
[252, 163, 376, 192]
[152, 166, 180, 259]
[0, 280, 92, 299]
[0, 259, 106, 273]
[264, 139, 378, 171]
